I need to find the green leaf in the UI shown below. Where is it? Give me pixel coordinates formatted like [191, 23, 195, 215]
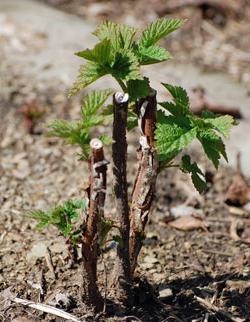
[111, 50, 142, 81]
[81, 89, 112, 117]
[161, 83, 190, 115]
[127, 78, 150, 101]
[28, 210, 51, 230]
[99, 218, 114, 246]
[138, 18, 184, 47]
[62, 199, 86, 219]
[156, 115, 197, 163]
[28, 199, 86, 238]
[69, 62, 108, 96]
[68, 199, 86, 210]
[76, 39, 112, 65]
[198, 130, 227, 169]
[158, 81, 233, 170]
[156, 109, 168, 123]
[100, 134, 113, 145]
[102, 104, 113, 116]
[201, 110, 216, 118]
[48, 120, 88, 145]
[202, 115, 234, 138]
[112, 235, 124, 248]
[159, 101, 181, 116]
[127, 111, 138, 131]
[83, 115, 105, 128]
[93, 20, 136, 50]
[49, 91, 111, 160]
[181, 155, 206, 193]
[137, 45, 172, 65]
[47, 119, 90, 160]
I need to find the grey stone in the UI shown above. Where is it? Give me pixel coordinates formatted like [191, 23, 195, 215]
[26, 242, 48, 262]
[171, 205, 203, 218]
[159, 287, 173, 300]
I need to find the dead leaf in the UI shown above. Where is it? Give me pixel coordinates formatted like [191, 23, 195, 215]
[225, 173, 250, 207]
[168, 215, 207, 231]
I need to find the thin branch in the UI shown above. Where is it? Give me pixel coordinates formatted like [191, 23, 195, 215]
[115, 78, 127, 92]
[111, 92, 131, 302]
[130, 89, 159, 274]
[81, 138, 109, 311]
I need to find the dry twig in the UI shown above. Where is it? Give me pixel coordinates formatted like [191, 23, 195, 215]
[194, 295, 245, 322]
[81, 138, 108, 311]
[111, 92, 131, 301]
[12, 297, 81, 322]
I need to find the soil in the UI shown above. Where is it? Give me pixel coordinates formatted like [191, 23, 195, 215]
[1, 1, 250, 321]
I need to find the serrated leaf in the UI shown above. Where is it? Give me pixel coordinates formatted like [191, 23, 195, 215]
[48, 119, 88, 145]
[47, 119, 90, 160]
[201, 110, 216, 118]
[162, 83, 190, 115]
[49, 91, 111, 160]
[81, 89, 112, 117]
[36, 221, 50, 230]
[83, 115, 105, 128]
[156, 109, 168, 122]
[28, 210, 51, 230]
[127, 78, 150, 101]
[156, 115, 197, 163]
[93, 20, 136, 50]
[69, 62, 108, 96]
[29, 199, 86, 238]
[68, 199, 86, 210]
[159, 101, 181, 116]
[181, 155, 206, 193]
[138, 18, 184, 48]
[202, 115, 234, 138]
[76, 39, 112, 65]
[198, 130, 227, 168]
[111, 50, 142, 81]
[137, 45, 172, 65]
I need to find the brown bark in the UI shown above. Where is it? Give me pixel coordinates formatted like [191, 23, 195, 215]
[129, 89, 159, 274]
[111, 92, 131, 302]
[81, 138, 108, 312]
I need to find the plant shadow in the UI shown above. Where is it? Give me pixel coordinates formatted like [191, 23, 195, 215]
[107, 273, 250, 322]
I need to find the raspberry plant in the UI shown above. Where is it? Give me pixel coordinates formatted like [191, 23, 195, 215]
[30, 18, 234, 312]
